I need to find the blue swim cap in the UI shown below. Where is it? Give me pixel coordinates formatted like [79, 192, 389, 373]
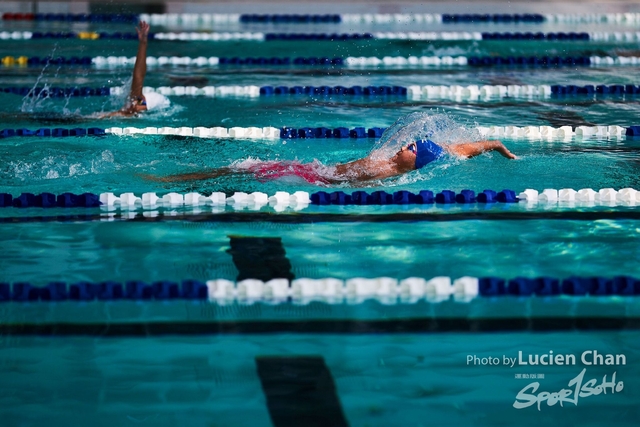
[414, 139, 444, 169]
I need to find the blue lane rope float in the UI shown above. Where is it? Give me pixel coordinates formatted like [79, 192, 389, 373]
[480, 32, 588, 40]
[1, 275, 639, 303]
[308, 189, 519, 205]
[279, 126, 387, 138]
[1, 280, 207, 302]
[263, 32, 373, 41]
[440, 13, 544, 23]
[0, 192, 101, 208]
[467, 56, 591, 66]
[3, 86, 111, 97]
[239, 14, 342, 23]
[259, 85, 408, 96]
[3, 127, 93, 138]
[2, 56, 94, 66]
[218, 57, 344, 65]
[478, 276, 640, 296]
[0, 12, 138, 22]
[0, 128, 105, 138]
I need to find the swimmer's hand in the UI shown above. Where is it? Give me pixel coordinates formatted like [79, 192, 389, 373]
[490, 140, 518, 159]
[136, 21, 150, 41]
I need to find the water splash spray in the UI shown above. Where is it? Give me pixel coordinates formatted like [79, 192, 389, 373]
[370, 110, 481, 160]
[20, 45, 59, 113]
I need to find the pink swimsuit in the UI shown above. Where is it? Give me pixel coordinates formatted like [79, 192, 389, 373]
[244, 161, 332, 185]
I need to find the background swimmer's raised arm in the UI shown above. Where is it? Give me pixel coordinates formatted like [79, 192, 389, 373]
[128, 21, 149, 108]
[98, 21, 150, 118]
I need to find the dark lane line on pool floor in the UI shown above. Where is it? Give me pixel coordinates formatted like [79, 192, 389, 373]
[4, 210, 640, 223]
[227, 236, 295, 281]
[2, 317, 640, 336]
[256, 356, 349, 427]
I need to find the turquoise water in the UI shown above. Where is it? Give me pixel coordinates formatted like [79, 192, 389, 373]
[2, 332, 639, 427]
[2, 15, 640, 427]
[2, 219, 640, 284]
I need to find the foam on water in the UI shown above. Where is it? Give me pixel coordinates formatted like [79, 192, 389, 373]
[3, 149, 117, 183]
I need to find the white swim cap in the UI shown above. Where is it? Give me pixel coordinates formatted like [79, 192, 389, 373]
[144, 92, 170, 111]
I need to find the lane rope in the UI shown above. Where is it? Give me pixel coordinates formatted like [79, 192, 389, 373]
[7, 12, 639, 25]
[7, 84, 640, 101]
[5, 31, 640, 42]
[0, 124, 634, 140]
[2, 275, 639, 303]
[6, 55, 640, 68]
[3, 188, 640, 211]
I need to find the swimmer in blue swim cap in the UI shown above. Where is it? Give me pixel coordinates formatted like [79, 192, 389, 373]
[145, 135, 516, 185]
[328, 137, 517, 182]
[100, 21, 169, 117]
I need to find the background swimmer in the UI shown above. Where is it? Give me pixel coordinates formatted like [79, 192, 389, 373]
[99, 21, 169, 118]
[144, 112, 517, 185]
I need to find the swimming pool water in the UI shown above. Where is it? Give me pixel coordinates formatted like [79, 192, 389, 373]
[1, 332, 636, 427]
[2, 8, 640, 427]
[2, 219, 640, 284]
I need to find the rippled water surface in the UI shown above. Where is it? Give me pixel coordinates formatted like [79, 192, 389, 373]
[2, 12, 640, 427]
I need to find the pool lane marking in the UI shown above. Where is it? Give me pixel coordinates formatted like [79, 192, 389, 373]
[227, 236, 295, 282]
[1, 317, 639, 335]
[5, 210, 640, 224]
[256, 356, 349, 427]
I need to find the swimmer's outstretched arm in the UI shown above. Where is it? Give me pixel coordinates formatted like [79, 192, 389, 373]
[448, 140, 517, 159]
[141, 167, 250, 182]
